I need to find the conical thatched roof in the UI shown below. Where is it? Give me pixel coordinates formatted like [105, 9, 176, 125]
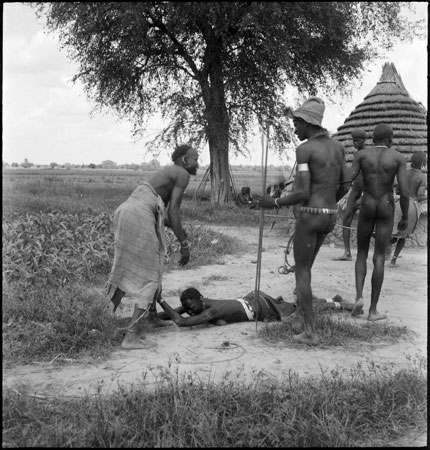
[334, 62, 427, 164]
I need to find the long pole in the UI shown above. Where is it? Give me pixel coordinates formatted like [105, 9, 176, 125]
[254, 124, 270, 331]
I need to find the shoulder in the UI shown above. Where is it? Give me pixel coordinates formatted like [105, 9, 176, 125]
[167, 164, 190, 182]
[390, 147, 405, 159]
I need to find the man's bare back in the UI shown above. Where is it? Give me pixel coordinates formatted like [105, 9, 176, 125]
[350, 124, 409, 321]
[355, 146, 407, 199]
[297, 135, 346, 210]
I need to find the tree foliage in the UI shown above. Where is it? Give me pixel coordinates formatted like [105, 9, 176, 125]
[32, 2, 423, 203]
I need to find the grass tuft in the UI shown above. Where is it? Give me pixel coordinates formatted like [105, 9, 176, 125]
[258, 306, 412, 347]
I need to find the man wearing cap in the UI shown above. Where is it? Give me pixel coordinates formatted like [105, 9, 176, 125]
[349, 124, 409, 321]
[253, 97, 349, 345]
[334, 128, 367, 261]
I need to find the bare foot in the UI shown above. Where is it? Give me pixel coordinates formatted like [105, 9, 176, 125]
[281, 312, 304, 333]
[332, 253, 352, 261]
[121, 332, 157, 349]
[389, 259, 397, 268]
[292, 332, 320, 346]
[368, 311, 387, 321]
[351, 298, 364, 317]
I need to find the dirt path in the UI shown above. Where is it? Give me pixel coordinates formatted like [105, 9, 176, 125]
[3, 224, 427, 411]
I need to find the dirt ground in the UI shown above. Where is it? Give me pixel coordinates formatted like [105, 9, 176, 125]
[3, 224, 427, 444]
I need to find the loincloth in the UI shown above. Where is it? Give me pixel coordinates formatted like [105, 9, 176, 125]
[240, 291, 295, 321]
[106, 183, 166, 304]
[300, 206, 338, 215]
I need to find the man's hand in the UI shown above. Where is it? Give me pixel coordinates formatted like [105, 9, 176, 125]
[337, 196, 348, 211]
[397, 217, 408, 232]
[179, 245, 190, 267]
[251, 194, 277, 209]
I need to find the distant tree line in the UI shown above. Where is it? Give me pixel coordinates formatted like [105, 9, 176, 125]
[3, 158, 164, 170]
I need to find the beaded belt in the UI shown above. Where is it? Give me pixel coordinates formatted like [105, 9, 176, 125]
[300, 206, 338, 215]
[236, 298, 255, 321]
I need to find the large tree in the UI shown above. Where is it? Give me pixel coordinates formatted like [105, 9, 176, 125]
[33, 2, 423, 203]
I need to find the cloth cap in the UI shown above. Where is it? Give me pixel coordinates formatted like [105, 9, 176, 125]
[351, 129, 367, 139]
[287, 97, 325, 127]
[373, 124, 393, 140]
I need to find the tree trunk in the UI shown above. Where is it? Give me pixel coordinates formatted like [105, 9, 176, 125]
[207, 111, 232, 205]
[204, 66, 232, 202]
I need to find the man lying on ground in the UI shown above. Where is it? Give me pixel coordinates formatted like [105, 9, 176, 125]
[156, 288, 358, 328]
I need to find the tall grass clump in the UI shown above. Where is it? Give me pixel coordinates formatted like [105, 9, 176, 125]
[2, 359, 427, 447]
[2, 283, 119, 366]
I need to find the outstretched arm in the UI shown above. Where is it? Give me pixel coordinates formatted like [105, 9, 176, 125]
[252, 146, 310, 208]
[157, 298, 217, 327]
[157, 305, 186, 321]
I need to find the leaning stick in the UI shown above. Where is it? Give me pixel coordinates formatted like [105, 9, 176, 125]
[254, 124, 270, 331]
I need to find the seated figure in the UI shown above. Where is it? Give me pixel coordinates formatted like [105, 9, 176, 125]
[236, 186, 252, 206]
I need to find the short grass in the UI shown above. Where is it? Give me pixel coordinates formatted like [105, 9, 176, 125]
[2, 357, 427, 447]
[258, 306, 412, 348]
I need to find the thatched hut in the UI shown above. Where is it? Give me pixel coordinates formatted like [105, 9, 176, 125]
[333, 62, 427, 164]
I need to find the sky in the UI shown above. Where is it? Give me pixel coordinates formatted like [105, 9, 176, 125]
[2, 2, 428, 167]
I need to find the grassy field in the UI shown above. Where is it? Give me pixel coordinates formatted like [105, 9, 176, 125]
[2, 166, 289, 216]
[2, 167, 427, 447]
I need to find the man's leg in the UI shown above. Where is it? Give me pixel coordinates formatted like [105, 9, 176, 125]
[121, 303, 157, 349]
[121, 285, 164, 349]
[390, 238, 405, 267]
[110, 287, 125, 313]
[368, 218, 392, 321]
[341, 209, 354, 259]
[335, 195, 360, 261]
[352, 211, 374, 316]
[291, 218, 319, 345]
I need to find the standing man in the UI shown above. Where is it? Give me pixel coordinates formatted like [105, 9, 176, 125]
[350, 124, 409, 320]
[253, 97, 349, 345]
[106, 144, 199, 349]
[389, 151, 427, 267]
[334, 128, 367, 261]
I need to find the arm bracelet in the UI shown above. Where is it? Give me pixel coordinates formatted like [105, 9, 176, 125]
[180, 239, 189, 247]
